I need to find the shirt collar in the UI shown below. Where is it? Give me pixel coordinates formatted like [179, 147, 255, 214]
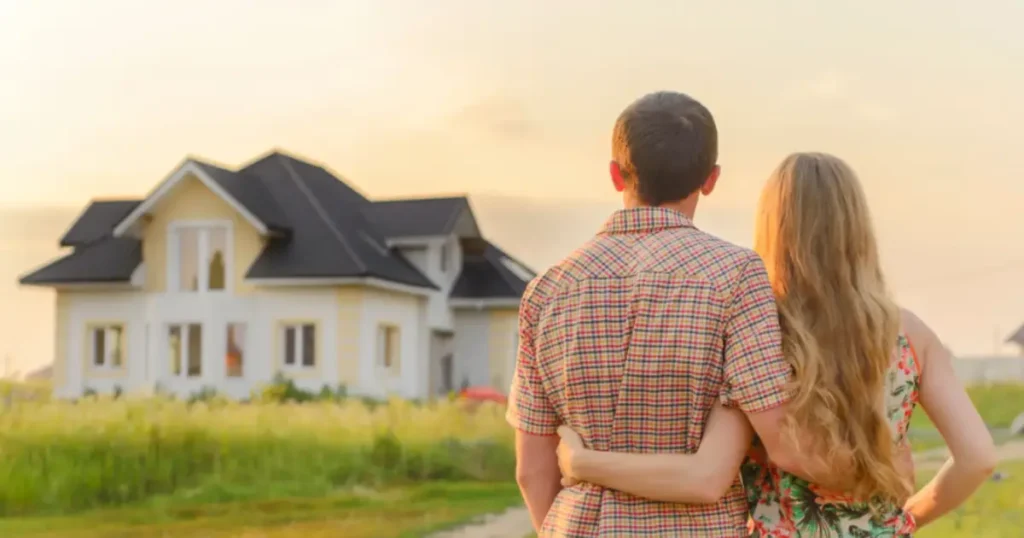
[599, 207, 695, 236]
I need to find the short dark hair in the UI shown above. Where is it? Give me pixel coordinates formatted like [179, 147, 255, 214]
[612, 92, 718, 206]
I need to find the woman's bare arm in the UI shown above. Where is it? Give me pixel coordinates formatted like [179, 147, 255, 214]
[901, 309, 997, 528]
[557, 403, 753, 504]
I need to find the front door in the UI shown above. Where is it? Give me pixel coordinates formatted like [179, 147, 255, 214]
[429, 331, 455, 397]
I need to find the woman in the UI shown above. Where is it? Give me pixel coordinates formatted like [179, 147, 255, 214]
[555, 153, 997, 536]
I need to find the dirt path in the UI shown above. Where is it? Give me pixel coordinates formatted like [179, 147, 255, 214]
[426, 507, 532, 538]
[433, 439, 1024, 538]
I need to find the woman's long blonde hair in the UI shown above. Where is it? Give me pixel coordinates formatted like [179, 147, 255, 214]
[754, 152, 912, 504]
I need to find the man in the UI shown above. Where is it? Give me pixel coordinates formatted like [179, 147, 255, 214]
[506, 92, 837, 537]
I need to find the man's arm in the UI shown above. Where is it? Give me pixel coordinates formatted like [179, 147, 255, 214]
[722, 254, 852, 491]
[506, 280, 561, 532]
[515, 431, 561, 530]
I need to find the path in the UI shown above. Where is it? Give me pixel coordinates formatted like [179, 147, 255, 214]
[433, 439, 1024, 538]
[426, 507, 532, 538]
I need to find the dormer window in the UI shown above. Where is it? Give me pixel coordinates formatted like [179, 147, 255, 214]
[440, 243, 449, 272]
[169, 222, 231, 293]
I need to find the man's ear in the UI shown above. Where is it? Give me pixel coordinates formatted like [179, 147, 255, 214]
[609, 161, 626, 192]
[700, 165, 721, 196]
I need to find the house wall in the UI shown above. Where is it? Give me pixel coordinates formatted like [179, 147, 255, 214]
[53, 291, 71, 396]
[140, 174, 264, 295]
[397, 235, 461, 331]
[356, 288, 429, 399]
[453, 310, 490, 389]
[487, 308, 518, 391]
[61, 291, 148, 398]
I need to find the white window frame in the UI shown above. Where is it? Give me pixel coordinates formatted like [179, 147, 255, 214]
[376, 323, 401, 377]
[167, 220, 234, 293]
[281, 323, 317, 370]
[167, 323, 203, 379]
[88, 324, 126, 370]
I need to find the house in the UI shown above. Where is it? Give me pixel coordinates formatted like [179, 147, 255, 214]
[19, 150, 535, 401]
[1006, 324, 1024, 356]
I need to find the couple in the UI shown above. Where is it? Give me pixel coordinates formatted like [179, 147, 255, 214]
[506, 91, 997, 537]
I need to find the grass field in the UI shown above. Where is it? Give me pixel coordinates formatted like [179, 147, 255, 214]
[907, 383, 1023, 452]
[916, 459, 1024, 537]
[0, 395, 513, 517]
[0, 382, 1019, 536]
[0, 482, 524, 538]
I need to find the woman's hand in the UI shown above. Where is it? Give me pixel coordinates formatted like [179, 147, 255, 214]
[556, 425, 587, 487]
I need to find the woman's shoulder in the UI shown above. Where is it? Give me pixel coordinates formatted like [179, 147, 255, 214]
[899, 307, 941, 369]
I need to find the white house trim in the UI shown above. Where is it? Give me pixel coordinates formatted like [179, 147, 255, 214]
[386, 236, 445, 248]
[247, 277, 434, 297]
[49, 282, 140, 291]
[113, 160, 270, 237]
[449, 298, 521, 309]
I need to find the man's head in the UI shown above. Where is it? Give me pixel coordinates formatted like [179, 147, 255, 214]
[610, 92, 720, 210]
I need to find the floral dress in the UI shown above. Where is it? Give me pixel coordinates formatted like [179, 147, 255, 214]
[741, 334, 921, 537]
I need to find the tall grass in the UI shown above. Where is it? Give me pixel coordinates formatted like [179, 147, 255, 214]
[0, 396, 514, 517]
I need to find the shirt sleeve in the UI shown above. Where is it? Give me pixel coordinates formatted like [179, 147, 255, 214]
[505, 279, 559, 436]
[721, 255, 793, 413]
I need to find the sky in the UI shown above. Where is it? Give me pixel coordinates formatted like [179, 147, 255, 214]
[2, 0, 1024, 372]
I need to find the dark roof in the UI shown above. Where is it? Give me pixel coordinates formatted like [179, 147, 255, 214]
[191, 160, 290, 232]
[365, 197, 472, 238]
[1005, 324, 1024, 346]
[238, 153, 435, 288]
[60, 200, 141, 247]
[23, 150, 528, 293]
[450, 240, 535, 300]
[20, 237, 141, 285]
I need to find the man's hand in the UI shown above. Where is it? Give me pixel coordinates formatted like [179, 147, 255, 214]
[556, 426, 585, 487]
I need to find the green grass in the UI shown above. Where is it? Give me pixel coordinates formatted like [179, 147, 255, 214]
[0, 482, 524, 538]
[908, 383, 1023, 453]
[916, 460, 1024, 537]
[0, 397, 514, 517]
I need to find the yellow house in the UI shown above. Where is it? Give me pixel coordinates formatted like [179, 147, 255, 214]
[19, 150, 534, 400]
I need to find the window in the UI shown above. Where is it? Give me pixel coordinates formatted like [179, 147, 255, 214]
[377, 324, 401, 376]
[283, 323, 316, 368]
[439, 244, 449, 272]
[168, 323, 202, 378]
[226, 323, 246, 378]
[89, 325, 124, 369]
[170, 224, 230, 292]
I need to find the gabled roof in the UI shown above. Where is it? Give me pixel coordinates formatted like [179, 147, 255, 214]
[21, 149, 524, 294]
[239, 152, 434, 288]
[20, 237, 141, 285]
[1005, 324, 1024, 347]
[450, 240, 535, 300]
[60, 200, 141, 247]
[365, 196, 480, 239]
[113, 160, 285, 237]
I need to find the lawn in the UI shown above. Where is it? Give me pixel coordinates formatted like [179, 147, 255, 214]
[0, 482, 524, 538]
[908, 383, 1023, 452]
[916, 459, 1024, 537]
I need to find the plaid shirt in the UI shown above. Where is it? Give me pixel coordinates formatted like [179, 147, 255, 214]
[507, 207, 791, 537]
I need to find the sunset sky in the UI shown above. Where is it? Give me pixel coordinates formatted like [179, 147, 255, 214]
[2, 0, 1024, 370]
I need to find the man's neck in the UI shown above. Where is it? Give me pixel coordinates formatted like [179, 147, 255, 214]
[623, 196, 698, 220]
